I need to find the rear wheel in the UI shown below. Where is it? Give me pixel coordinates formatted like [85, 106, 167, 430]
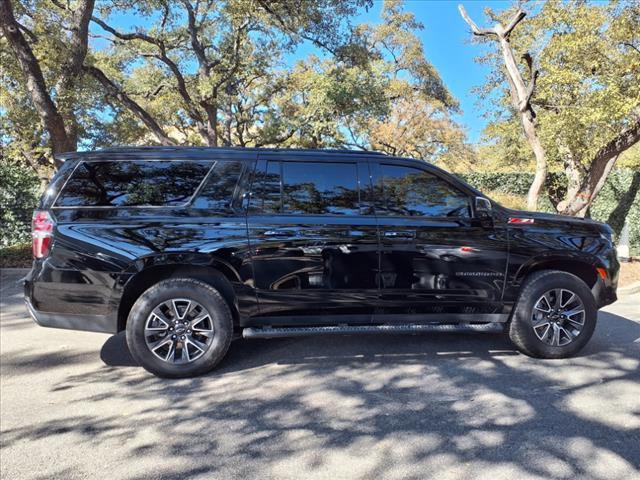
[126, 278, 233, 378]
[508, 270, 597, 358]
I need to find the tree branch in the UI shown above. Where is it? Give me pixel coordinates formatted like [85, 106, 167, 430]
[91, 16, 161, 45]
[92, 17, 207, 129]
[180, 0, 209, 78]
[592, 114, 640, 166]
[623, 42, 640, 56]
[519, 53, 538, 114]
[256, 0, 340, 55]
[457, 5, 496, 37]
[84, 65, 174, 146]
[502, 9, 526, 38]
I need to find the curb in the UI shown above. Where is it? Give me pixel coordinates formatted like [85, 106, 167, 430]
[618, 281, 640, 297]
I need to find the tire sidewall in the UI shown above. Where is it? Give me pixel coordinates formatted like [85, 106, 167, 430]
[510, 271, 597, 358]
[126, 279, 233, 378]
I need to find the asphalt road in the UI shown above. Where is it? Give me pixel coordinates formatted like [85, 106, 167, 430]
[1, 269, 639, 480]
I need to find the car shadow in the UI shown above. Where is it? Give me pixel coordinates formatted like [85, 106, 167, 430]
[99, 309, 639, 373]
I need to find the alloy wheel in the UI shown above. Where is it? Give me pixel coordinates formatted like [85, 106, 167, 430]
[531, 288, 585, 347]
[144, 298, 214, 363]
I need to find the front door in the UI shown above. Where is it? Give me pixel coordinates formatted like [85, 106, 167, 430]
[246, 155, 380, 324]
[371, 161, 509, 318]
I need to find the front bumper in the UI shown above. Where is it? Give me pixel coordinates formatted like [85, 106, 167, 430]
[592, 276, 617, 308]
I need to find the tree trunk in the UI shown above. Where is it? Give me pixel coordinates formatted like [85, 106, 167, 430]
[55, 0, 95, 148]
[1, 0, 74, 162]
[521, 113, 547, 210]
[459, 5, 547, 210]
[560, 116, 640, 215]
[201, 103, 219, 146]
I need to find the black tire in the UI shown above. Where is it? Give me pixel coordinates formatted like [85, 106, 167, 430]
[126, 278, 233, 378]
[508, 270, 597, 359]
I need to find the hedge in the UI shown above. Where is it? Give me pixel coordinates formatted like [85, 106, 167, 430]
[0, 160, 41, 248]
[457, 169, 640, 257]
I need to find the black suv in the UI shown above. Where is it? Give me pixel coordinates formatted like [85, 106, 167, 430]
[24, 147, 619, 377]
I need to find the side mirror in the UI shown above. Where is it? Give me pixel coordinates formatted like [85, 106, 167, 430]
[475, 197, 492, 219]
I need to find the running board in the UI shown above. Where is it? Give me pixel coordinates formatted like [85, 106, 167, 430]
[242, 323, 505, 339]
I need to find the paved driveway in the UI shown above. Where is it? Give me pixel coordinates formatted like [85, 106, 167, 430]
[1, 269, 639, 480]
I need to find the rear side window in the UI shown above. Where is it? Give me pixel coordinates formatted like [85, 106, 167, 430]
[376, 164, 470, 218]
[251, 160, 282, 213]
[192, 160, 244, 211]
[55, 160, 212, 207]
[251, 160, 360, 215]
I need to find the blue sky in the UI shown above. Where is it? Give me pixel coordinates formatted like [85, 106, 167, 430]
[97, 0, 511, 144]
[356, 0, 508, 143]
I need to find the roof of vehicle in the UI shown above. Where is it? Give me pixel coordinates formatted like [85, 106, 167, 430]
[55, 146, 388, 162]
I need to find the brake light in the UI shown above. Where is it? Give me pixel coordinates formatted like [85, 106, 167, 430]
[32, 210, 55, 259]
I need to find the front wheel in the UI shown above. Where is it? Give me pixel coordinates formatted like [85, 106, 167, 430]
[126, 278, 233, 378]
[508, 270, 597, 358]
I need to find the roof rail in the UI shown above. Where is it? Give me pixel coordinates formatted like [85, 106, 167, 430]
[57, 146, 387, 157]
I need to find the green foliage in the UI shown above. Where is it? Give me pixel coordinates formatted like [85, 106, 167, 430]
[472, 0, 640, 208]
[589, 169, 640, 257]
[457, 169, 640, 256]
[0, 159, 41, 248]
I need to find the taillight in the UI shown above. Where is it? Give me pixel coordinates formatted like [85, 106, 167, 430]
[32, 210, 55, 259]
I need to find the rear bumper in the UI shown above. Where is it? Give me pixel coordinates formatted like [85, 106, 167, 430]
[25, 296, 117, 333]
[24, 271, 118, 334]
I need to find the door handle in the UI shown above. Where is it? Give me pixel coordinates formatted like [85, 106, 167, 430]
[384, 231, 415, 238]
[264, 230, 294, 237]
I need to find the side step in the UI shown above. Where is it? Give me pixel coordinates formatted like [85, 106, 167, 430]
[242, 323, 505, 339]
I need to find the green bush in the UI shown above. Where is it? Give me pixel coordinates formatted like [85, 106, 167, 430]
[0, 160, 41, 248]
[457, 169, 640, 256]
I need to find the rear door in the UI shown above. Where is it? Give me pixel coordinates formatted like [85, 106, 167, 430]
[246, 154, 379, 323]
[372, 160, 509, 318]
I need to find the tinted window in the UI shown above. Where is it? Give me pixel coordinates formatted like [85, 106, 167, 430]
[377, 165, 470, 218]
[282, 162, 359, 215]
[249, 160, 282, 213]
[55, 161, 212, 207]
[192, 160, 243, 211]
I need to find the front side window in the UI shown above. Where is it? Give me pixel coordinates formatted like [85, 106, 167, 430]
[376, 164, 470, 218]
[55, 160, 212, 207]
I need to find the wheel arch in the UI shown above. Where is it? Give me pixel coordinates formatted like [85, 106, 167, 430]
[515, 255, 600, 289]
[116, 263, 239, 332]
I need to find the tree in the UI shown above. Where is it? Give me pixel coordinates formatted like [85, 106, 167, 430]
[1, 0, 94, 163]
[468, 0, 640, 216]
[88, 0, 372, 147]
[459, 3, 546, 210]
[2, 0, 467, 175]
[347, 0, 470, 166]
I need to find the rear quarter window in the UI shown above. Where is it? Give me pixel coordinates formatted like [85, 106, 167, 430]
[54, 160, 212, 207]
